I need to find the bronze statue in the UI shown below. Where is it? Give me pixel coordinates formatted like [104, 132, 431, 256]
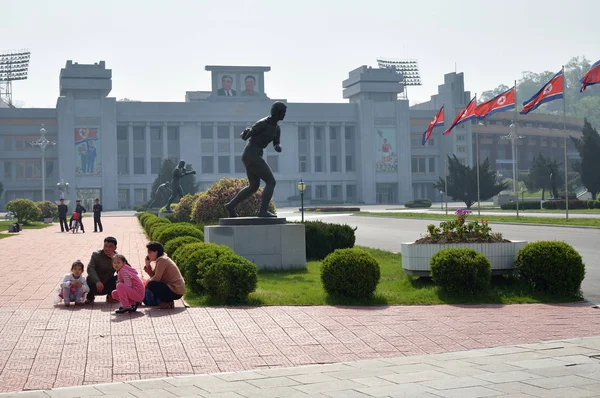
[149, 181, 171, 209]
[225, 101, 287, 218]
[165, 160, 196, 212]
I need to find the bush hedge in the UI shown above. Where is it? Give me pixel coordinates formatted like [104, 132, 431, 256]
[151, 223, 172, 241]
[181, 243, 237, 295]
[515, 241, 585, 296]
[595, 201, 600, 209]
[302, 207, 361, 212]
[154, 223, 204, 245]
[6, 198, 42, 223]
[542, 200, 587, 210]
[173, 193, 200, 222]
[139, 213, 157, 228]
[202, 253, 258, 303]
[164, 236, 202, 258]
[172, 242, 206, 272]
[144, 217, 171, 237]
[302, 221, 356, 260]
[320, 248, 380, 299]
[37, 201, 59, 219]
[430, 248, 491, 295]
[501, 201, 541, 210]
[191, 177, 275, 224]
[405, 198, 433, 208]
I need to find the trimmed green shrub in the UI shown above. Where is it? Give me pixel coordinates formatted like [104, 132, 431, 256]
[515, 241, 585, 296]
[303, 221, 356, 260]
[151, 223, 172, 241]
[587, 200, 596, 209]
[405, 198, 433, 208]
[321, 248, 380, 299]
[37, 201, 59, 219]
[173, 193, 200, 222]
[172, 242, 206, 272]
[430, 248, 492, 295]
[145, 217, 171, 237]
[542, 200, 587, 210]
[182, 243, 236, 294]
[155, 223, 204, 245]
[139, 213, 157, 228]
[191, 177, 275, 224]
[595, 201, 600, 209]
[501, 201, 541, 210]
[6, 198, 42, 223]
[202, 253, 258, 303]
[164, 236, 202, 258]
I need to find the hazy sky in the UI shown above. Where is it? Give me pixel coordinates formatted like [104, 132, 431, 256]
[3, 0, 600, 108]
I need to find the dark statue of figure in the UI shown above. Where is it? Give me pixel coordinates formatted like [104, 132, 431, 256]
[165, 160, 196, 212]
[148, 181, 172, 209]
[225, 101, 287, 218]
[550, 172, 559, 199]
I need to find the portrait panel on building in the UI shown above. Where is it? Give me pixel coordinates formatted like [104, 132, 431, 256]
[75, 128, 101, 176]
[217, 74, 237, 96]
[375, 128, 398, 173]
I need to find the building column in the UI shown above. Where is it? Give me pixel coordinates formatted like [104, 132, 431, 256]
[145, 124, 151, 175]
[309, 123, 315, 173]
[340, 123, 347, 173]
[128, 123, 134, 175]
[196, 122, 202, 172]
[213, 123, 218, 174]
[324, 123, 331, 174]
[342, 181, 347, 202]
[162, 123, 168, 161]
[229, 122, 235, 173]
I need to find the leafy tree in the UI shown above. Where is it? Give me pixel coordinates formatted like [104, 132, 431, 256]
[6, 198, 42, 223]
[435, 155, 508, 209]
[0, 181, 3, 199]
[525, 153, 564, 200]
[148, 159, 199, 208]
[571, 119, 600, 200]
[479, 84, 510, 103]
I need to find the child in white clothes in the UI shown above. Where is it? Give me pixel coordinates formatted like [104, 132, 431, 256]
[59, 260, 90, 306]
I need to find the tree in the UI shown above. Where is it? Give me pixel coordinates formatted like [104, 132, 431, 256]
[435, 155, 508, 209]
[571, 119, 600, 200]
[6, 198, 42, 223]
[525, 153, 564, 200]
[147, 159, 199, 208]
[0, 181, 3, 199]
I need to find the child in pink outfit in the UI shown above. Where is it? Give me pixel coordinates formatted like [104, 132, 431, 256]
[111, 254, 145, 314]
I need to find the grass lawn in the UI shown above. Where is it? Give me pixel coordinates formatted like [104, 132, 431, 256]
[355, 212, 600, 228]
[0, 220, 52, 230]
[185, 247, 581, 306]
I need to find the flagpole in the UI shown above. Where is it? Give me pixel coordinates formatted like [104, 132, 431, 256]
[444, 143, 448, 215]
[514, 80, 520, 219]
[563, 65, 569, 221]
[475, 93, 481, 217]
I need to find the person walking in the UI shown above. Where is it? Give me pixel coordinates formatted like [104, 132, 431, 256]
[57, 198, 69, 232]
[93, 198, 103, 232]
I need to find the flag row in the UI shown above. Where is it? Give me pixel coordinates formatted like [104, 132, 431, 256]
[422, 59, 600, 145]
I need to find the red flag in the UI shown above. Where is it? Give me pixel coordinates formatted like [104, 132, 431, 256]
[422, 105, 444, 145]
[521, 71, 564, 115]
[581, 59, 600, 92]
[443, 96, 477, 136]
[475, 87, 515, 119]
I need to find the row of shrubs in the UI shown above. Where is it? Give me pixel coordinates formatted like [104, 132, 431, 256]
[404, 198, 432, 208]
[5, 198, 61, 223]
[501, 200, 600, 210]
[430, 241, 585, 297]
[301, 207, 361, 212]
[542, 200, 593, 210]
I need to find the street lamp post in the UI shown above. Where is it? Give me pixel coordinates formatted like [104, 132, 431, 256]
[56, 179, 70, 204]
[29, 125, 55, 202]
[298, 179, 306, 222]
[439, 190, 443, 210]
[501, 122, 524, 218]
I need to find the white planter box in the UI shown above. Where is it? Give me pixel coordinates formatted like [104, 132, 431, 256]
[401, 240, 528, 276]
[44, 217, 54, 224]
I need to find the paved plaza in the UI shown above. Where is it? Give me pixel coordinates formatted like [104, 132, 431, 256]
[1, 215, 600, 396]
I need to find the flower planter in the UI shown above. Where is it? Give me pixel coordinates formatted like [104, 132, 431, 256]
[401, 240, 528, 277]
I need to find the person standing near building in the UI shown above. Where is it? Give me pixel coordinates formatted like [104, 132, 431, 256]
[93, 198, 103, 232]
[58, 198, 69, 232]
[69, 199, 86, 233]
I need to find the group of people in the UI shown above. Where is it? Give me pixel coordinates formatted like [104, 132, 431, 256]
[57, 198, 104, 233]
[57, 236, 185, 313]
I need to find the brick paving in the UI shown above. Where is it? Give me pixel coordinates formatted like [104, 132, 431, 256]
[1, 215, 600, 393]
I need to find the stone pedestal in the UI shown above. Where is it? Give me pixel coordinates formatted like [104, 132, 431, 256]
[204, 217, 306, 271]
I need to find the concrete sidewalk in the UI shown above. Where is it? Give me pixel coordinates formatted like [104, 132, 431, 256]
[3, 336, 600, 397]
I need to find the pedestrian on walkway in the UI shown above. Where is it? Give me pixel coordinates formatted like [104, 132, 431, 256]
[57, 198, 69, 232]
[93, 198, 103, 232]
[57, 260, 89, 306]
[143, 241, 185, 309]
[69, 199, 86, 233]
[111, 254, 145, 314]
[86, 236, 119, 304]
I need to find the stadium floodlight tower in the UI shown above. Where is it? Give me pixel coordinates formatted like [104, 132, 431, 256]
[0, 49, 31, 107]
[376, 58, 422, 99]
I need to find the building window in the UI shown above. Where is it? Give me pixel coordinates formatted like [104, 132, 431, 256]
[133, 127, 144, 141]
[134, 189, 146, 205]
[117, 126, 128, 141]
[4, 161, 11, 180]
[298, 126, 307, 140]
[151, 157, 162, 174]
[428, 157, 436, 173]
[330, 126, 339, 140]
[201, 124, 214, 139]
[234, 156, 245, 173]
[331, 185, 342, 200]
[299, 155, 307, 173]
[133, 157, 145, 174]
[315, 126, 323, 141]
[118, 156, 129, 175]
[267, 155, 279, 173]
[45, 160, 55, 179]
[428, 138, 435, 146]
[217, 124, 230, 140]
[411, 136, 421, 147]
[314, 155, 322, 172]
[457, 146, 467, 153]
[315, 185, 326, 199]
[330, 155, 338, 172]
[411, 157, 426, 173]
[15, 137, 37, 150]
[4, 137, 12, 150]
[16, 159, 41, 180]
[218, 156, 230, 174]
[202, 156, 214, 173]
[346, 184, 357, 202]
[457, 135, 466, 141]
[150, 127, 162, 141]
[346, 155, 354, 172]
[345, 126, 354, 140]
[118, 189, 129, 208]
[167, 126, 179, 141]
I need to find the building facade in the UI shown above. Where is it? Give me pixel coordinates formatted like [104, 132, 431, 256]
[0, 61, 584, 210]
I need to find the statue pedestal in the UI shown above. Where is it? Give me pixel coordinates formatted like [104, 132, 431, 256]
[204, 218, 306, 271]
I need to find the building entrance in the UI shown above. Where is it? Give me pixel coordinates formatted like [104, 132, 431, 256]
[376, 183, 397, 204]
[76, 188, 101, 211]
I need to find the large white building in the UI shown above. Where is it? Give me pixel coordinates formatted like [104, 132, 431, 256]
[3, 60, 579, 211]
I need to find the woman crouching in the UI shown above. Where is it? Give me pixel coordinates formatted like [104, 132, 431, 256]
[144, 241, 186, 309]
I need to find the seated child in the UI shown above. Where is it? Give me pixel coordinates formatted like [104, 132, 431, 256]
[59, 260, 90, 306]
[111, 254, 145, 314]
